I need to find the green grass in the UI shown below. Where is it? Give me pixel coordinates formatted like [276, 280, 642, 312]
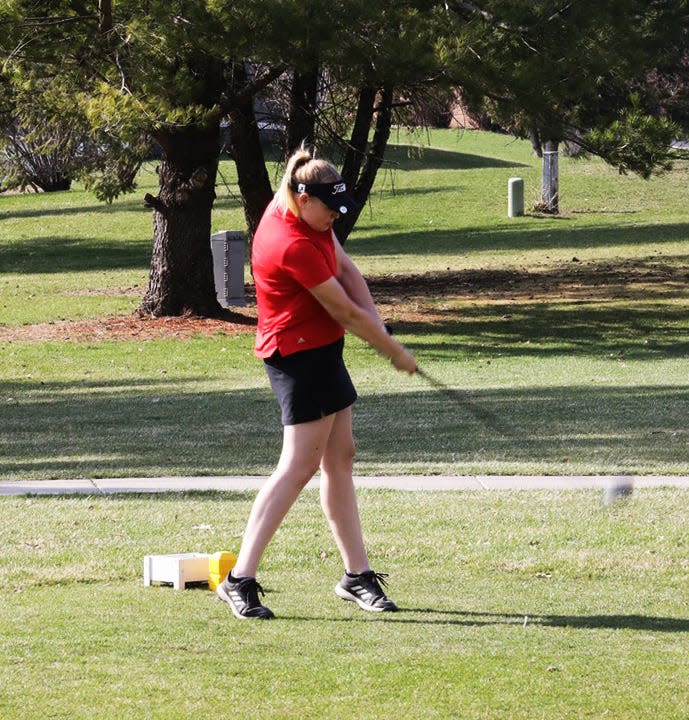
[2, 138, 689, 718]
[1, 129, 689, 478]
[1, 489, 688, 719]
[2, 335, 688, 478]
[349, 130, 689, 275]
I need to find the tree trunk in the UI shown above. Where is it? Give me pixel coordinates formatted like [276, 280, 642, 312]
[335, 84, 394, 243]
[285, 65, 320, 157]
[529, 127, 543, 157]
[98, 0, 113, 33]
[228, 64, 274, 241]
[137, 123, 223, 317]
[539, 139, 559, 213]
[340, 84, 377, 190]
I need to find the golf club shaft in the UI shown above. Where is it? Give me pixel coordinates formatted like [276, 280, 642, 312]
[415, 367, 508, 435]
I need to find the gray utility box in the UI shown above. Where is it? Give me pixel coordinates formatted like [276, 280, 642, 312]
[210, 230, 246, 307]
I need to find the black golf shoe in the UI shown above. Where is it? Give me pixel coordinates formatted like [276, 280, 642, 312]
[216, 575, 274, 620]
[335, 570, 398, 612]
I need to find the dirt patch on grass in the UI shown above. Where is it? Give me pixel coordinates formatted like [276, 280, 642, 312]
[0, 309, 258, 343]
[368, 261, 688, 303]
[1, 261, 686, 343]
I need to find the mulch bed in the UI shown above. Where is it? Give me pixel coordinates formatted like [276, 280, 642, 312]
[2, 263, 684, 343]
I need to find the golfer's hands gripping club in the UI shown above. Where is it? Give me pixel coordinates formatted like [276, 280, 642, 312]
[381, 322, 416, 375]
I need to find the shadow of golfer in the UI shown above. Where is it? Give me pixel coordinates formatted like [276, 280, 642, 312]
[391, 609, 689, 632]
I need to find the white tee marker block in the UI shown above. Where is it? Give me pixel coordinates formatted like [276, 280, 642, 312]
[143, 553, 211, 590]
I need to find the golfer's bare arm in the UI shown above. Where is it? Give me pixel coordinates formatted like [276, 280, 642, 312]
[309, 244, 416, 374]
[332, 237, 381, 325]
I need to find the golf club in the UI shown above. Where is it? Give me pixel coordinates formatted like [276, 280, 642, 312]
[415, 366, 508, 435]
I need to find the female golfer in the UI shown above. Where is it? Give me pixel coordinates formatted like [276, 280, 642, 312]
[216, 147, 417, 619]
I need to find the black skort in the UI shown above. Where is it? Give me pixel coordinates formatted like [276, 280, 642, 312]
[263, 337, 357, 426]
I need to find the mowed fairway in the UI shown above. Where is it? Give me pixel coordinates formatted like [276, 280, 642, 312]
[1, 489, 688, 719]
[1, 130, 689, 717]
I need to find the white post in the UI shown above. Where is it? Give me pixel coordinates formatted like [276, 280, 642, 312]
[507, 177, 524, 217]
[541, 141, 559, 213]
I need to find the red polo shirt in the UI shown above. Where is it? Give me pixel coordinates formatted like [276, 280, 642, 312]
[252, 202, 345, 358]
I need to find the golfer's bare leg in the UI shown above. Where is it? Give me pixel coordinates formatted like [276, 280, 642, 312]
[319, 407, 370, 574]
[232, 414, 336, 578]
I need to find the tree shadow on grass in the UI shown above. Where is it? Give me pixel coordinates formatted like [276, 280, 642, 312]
[0, 235, 150, 274]
[349, 220, 689, 258]
[2, 379, 688, 480]
[382, 144, 531, 171]
[366, 184, 473, 200]
[0, 198, 149, 221]
[5, 203, 689, 277]
[398, 301, 689, 362]
[360, 257, 689, 363]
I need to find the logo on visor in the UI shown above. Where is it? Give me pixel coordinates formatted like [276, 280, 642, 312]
[297, 183, 306, 193]
[332, 183, 346, 194]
